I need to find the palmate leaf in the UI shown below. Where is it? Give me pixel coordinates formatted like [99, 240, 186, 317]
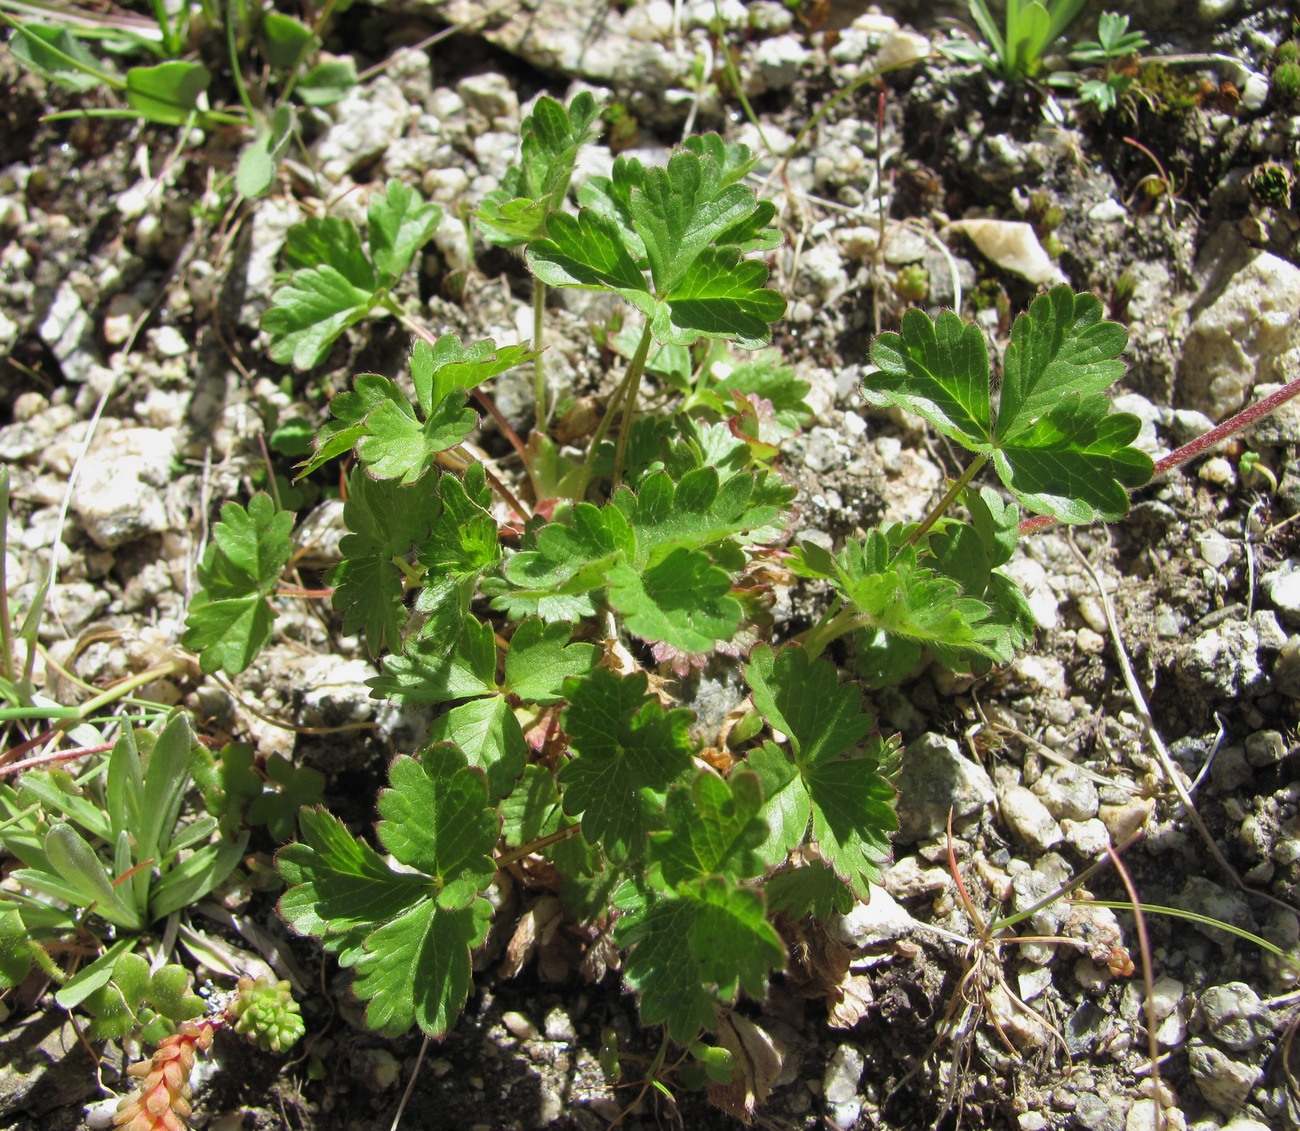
[744, 645, 899, 898]
[329, 470, 432, 657]
[368, 180, 441, 287]
[476, 92, 601, 247]
[183, 493, 294, 675]
[764, 860, 855, 920]
[744, 643, 874, 766]
[263, 265, 377, 371]
[417, 462, 501, 579]
[263, 184, 441, 371]
[300, 336, 537, 482]
[607, 549, 742, 654]
[501, 617, 598, 704]
[503, 501, 636, 595]
[832, 531, 995, 657]
[616, 878, 784, 1042]
[277, 807, 428, 963]
[376, 746, 499, 909]
[527, 143, 784, 350]
[277, 747, 497, 1038]
[369, 614, 497, 705]
[650, 771, 768, 886]
[864, 285, 1152, 522]
[497, 468, 789, 649]
[283, 216, 373, 287]
[559, 669, 694, 862]
[427, 697, 527, 800]
[618, 468, 794, 559]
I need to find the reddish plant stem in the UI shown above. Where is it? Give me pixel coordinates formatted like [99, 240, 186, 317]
[1020, 374, 1300, 536]
[0, 740, 115, 775]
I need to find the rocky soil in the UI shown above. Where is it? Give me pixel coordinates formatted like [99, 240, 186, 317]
[2, 1, 1300, 1130]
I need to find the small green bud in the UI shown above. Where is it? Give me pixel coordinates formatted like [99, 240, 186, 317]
[1246, 162, 1294, 209]
[892, 264, 930, 304]
[229, 976, 305, 1052]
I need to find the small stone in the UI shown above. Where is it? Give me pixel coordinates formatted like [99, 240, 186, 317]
[822, 1043, 863, 1102]
[999, 784, 1063, 852]
[1034, 767, 1099, 821]
[948, 218, 1064, 285]
[1276, 635, 1300, 697]
[1210, 746, 1253, 792]
[1063, 818, 1110, 856]
[543, 1006, 576, 1043]
[876, 30, 930, 70]
[502, 1011, 538, 1040]
[1074, 1089, 1129, 1131]
[353, 1047, 402, 1092]
[1188, 1039, 1262, 1114]
[1197, 530, 1233, 567]
[455, 72, 519, 125]
[103, 293, 144, 345]
[1018, 966, 1053, 1002]
[1155, 605, 1186, 637]
[147, 325, 189, 358]
[832, 884, 916, 947]
[1245, 730, 1285, 767]
[1075, 958, 1113, 996]
[1099, 798, 1153, 844]
[746, 34, 809, 94]
[1168, 409, 1217, 443]
[72, 427, 175, 549]
[1178, 877, 1255, 946]
[1195, 983, 1270, 1051]
[882, 855, 950, 900]
[1125, 1099, 1166, 1131]
[894, 732, 995, 843]
[1177, 239, 1300, 420]
[1088, 198, 1127, 223]
[1075, 627, 1107, 655]
[1262, 562, 1300, 628]
[1179, 617, 1272, 698]
[1198, 456, 1238, 490]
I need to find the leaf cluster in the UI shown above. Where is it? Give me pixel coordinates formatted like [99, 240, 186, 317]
[263, 180, 442, 369]
[863, 285, 1152, 524]
[527, 135, 785, 349]
[0, 714, 247, 987]
[940, 0, 1088, 81]
[4, 8, 353, 196]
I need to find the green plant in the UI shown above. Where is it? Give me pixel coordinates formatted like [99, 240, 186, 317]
[1247, 162, 1295, 208]
[893, 264, 930, 304]
[940, 0, 1088, 83]
[1272, 59, 1300, 108]
[228, 975, 305, 1052]
[1, 2, 354, 199]
[194, 743, 325, 841]
[1050, 11, 1149, 113]
[476, 92, 603, 429]
[68, 951, 204, 1043]
[227, 277, 1151, 1076]
[0, 712, 248, 987]
[259, 179, 442, 371]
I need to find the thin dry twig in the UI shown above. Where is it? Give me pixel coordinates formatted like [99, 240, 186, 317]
[1066, 529, 1297, 916]
[1106, 845, 1165, 1131]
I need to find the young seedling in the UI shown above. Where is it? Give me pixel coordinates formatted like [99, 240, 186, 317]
[476, 92, 603, 429]
[940, 0, 1088, 83]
